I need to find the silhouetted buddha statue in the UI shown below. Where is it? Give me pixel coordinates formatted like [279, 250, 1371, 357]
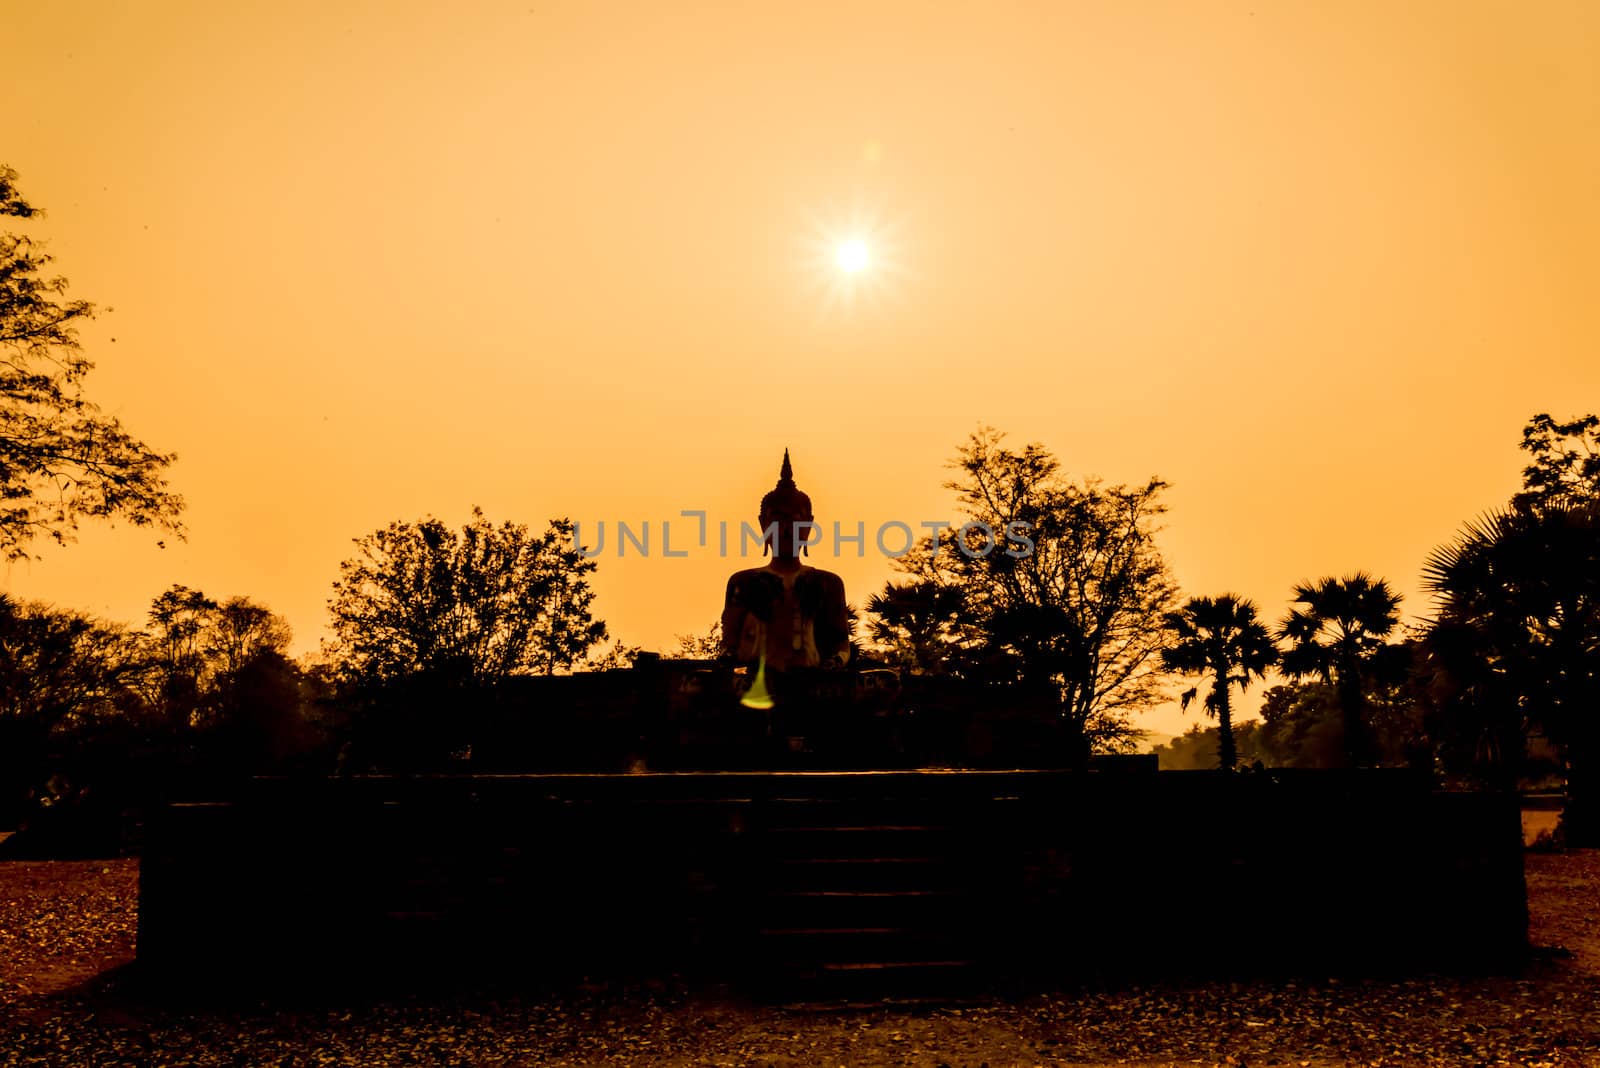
[720, 451, 851, 676]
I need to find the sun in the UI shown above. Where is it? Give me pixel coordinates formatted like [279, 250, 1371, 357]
[836, 238, 869, 273]
[796, 201, 913, 320]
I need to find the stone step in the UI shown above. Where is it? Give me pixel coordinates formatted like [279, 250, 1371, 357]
[757, 957, 988, 1002]
[765, 856, 970, 893]
[761, 824, 962, 859]
[756, 926, 978, 966]
[760, 888, 972, 927]
[759, 798, 974, 830]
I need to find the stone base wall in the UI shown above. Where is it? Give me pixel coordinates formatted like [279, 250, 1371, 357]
[137, 770, 1527, 992]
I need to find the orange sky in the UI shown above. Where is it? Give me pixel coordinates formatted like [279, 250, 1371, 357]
[6, 1, 1598, 738]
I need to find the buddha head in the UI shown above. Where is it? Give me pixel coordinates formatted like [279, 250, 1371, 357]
[759, 449, 814, 559]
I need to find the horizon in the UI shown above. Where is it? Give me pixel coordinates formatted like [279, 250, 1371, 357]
[6, 1, 1598, 739]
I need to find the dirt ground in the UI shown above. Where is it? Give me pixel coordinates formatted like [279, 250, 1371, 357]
[1526, 850, 1600, 974]
[1, 853, 1598, 1066]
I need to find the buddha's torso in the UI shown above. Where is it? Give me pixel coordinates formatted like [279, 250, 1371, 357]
[723, 564, 845, 671]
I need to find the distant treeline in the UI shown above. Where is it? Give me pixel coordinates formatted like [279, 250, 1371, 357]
[4, 159, 1597, 847]
[1, 414, 1597, 853]
[1150, 681, 1562, 779]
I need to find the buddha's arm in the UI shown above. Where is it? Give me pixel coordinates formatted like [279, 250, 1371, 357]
[718, 575, 745, 659]
[817, 572, 852, 667]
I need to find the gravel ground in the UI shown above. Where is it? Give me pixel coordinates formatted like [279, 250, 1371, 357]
[1, 854, 1598, 1067]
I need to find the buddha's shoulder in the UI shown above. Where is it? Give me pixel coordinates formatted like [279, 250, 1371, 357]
[725, 567, 780, 590]
[795, 567, 846, 593]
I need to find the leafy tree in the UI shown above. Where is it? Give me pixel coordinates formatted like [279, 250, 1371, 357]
[140, 584, 297, 733]
[883, 428, 1179, 757]
[0, 165, 182, 558]
[1515, 412, 1600, 509]
[0, 594, 149, 730]
[1419, 411, 1600, 830]
[195, 594, 299, 758]
[673, 621, 723, 659]
[1160, 594, 1278, 770]
[207, 596, 294, 677]
[0, 589, 311, 841]
[326, 508, 606, 688]
[1255, 683, 1346, 768]
[0, 595, 154, 827]
[1255, 674, 1426, 769]
[1151, 721, 1267, 771]
[585, 639, 644, 670]
[204, 648, 324, 772]
[1276, 573, 1404, 767]
[524, 521, 609, 675]
[1423, 501, 1600, 840]
[1417, 593, 1528, 787]
[144, 585, 218, 727]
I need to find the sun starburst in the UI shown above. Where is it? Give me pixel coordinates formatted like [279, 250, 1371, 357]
[796, 198, 914, 321]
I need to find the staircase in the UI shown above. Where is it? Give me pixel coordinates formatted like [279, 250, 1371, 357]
[749, 794, 998, 1002]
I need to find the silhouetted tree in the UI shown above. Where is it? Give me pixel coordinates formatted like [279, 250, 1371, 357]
[1151, 721, 1267, 770]
[144, 585, 217, 728]
[326, 508, 606, 688]
[864, 579, 971, 674]
[141, 584, 299, 736]
[888, 428, 1179, 756]
[585, 640, 644, 670]
[0, 165, 183, 558]
[1255, 682, 1347, 767]
[1416, 605, 1526, 787]
[1277, 573, 1404, 767]
[1423, 501, 1600, 841]
[1256, 672, 1427, 769]
[0, 594, 149, 730]
[207, 596, 294, 677]
[673, 621, 723, 659]
[1514, 412, 1600, 509]
[0, 595, 154, 828]
[1161, 595, 1278, 770]
[205, 648, 324, 773]
[0, 589, 311, 845]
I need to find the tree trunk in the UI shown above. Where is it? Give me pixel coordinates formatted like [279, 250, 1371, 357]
[1213, 671, 1236, 771]
[1336, 669, 1371, 767]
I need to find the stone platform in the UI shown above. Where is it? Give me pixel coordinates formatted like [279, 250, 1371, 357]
[137, 769, 1526, 995]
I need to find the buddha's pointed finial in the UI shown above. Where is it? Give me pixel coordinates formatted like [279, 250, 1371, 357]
[760, 447, 812, 523]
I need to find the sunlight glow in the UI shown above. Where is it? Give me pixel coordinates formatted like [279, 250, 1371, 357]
[796, 200, 917, 322]
[836, 239, 869, 273]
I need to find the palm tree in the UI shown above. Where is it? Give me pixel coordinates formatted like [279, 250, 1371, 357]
[1423, 501, 1600, 842]
[1276, 573, 1402, 767]
[864, 580, 970, 674]
[1161, 595, 1278, 770]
